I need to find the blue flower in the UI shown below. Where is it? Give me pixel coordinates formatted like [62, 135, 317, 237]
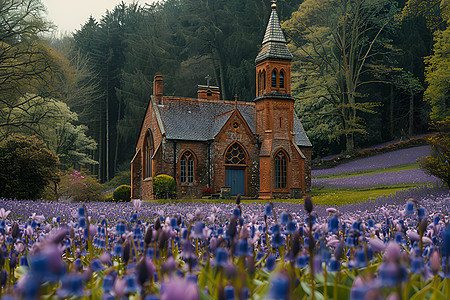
[116, 222, 126, 235]
[405, 201, 414, 214]
[354, 249, 366, 269]
[78, 206, 85, 219]
[232, 208, 240, 217]
[328, 258, 340, 272]
[285, 220, 297, 234]
[215, 248, 228, 267]
[191, 222, 205, 239]
[170, 218, 178, 230]
[224, 285, 235, 300]
[417, 207, 426, 219]
[410, 257, 423, 274]
[113, 244, 122, 256]
[266, 255, 276, 272]
[268, 274, 289, 300]
[57, 274, 84, 298]
[102, 275, 114, 292]
[265, 203, 273, 216]
[123, 274, 140, 295]
[78, 217, 86, 229]
[91, 259, 106, 272]
[328, 216, 339, 234]
[235, 239, 251, 257]
[296, 255, 309, 268]
[271, 232, 284, 248]
[280, 212, 289, 225]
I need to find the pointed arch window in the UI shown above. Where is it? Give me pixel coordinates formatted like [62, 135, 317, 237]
[279, 70, 285, 89]
[258, 70, 262, 94]
[180, 151, 194, 183]
[274, 150, 287, 189]
[272, 70, 277, 88]
[225, 143, 247, 165]
[144, 130, 153, 179]
[262, 70, 266, 90]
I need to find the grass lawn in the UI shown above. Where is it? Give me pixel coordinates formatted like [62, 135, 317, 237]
[145, 183, 422, 207]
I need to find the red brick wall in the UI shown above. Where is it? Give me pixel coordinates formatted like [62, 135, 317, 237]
[213, 110, 259, 197]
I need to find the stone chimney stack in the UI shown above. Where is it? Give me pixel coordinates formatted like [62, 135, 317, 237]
[153, 73, 163, 104]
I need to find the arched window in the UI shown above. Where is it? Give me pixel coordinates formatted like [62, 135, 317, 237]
[258, 71, 262, 94]
[225, 143, 246, 165]
[272, 70, 277, 88]
[144, 130, 153, 178]
[274, 150, 287, 189]
[279, 70, 285, 89]
[180, 151, 194, 183]
[262, 70, 266, 90]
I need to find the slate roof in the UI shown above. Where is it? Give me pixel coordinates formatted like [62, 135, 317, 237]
[255, 6, 293, 63]
[157, 97, 311, 147]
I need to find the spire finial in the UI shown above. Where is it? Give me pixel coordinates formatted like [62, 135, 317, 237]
[271, 0, 277, 9]
[205, 74, 211, 87]
[234, 94, 238, 110]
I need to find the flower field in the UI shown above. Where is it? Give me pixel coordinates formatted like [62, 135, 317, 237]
[0, 185, 449, 299]
[312, 146, 440, 189]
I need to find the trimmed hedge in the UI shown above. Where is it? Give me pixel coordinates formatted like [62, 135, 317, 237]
[153, 174, 176, 199]
[113, 185, 131, 202]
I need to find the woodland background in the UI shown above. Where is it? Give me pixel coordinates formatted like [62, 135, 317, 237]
[0, 0, 448, 183]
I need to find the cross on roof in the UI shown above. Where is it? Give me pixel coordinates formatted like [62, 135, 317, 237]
[205, 75, 211, 87]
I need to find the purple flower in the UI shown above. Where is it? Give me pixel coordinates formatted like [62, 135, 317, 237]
[160, 277, 199, 300]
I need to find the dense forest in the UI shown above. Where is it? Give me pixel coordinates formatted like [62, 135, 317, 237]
[0, 0, 448, 184]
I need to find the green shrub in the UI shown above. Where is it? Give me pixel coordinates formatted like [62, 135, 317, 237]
[113, 185, 131, 202]
[419, 118, 450, 187]
[153, 174, 176, 199]
[59, 169, 105, 202]
[0, 135, 59, 200]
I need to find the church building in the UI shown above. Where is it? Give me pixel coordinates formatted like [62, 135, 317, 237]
[131, 2, 312, 200]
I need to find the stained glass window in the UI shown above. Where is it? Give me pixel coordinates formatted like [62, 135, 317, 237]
[144, 130, 153, 178]
[275, 151, 287, 189]
[225, 143, 246, 165]
[180, 151, 194, 183]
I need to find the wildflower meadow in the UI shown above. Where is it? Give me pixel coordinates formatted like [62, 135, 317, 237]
[0, 184, 448, 299]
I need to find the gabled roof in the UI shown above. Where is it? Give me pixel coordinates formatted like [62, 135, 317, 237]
[255, 5, 293, 63]
[156, 97, 311, 147]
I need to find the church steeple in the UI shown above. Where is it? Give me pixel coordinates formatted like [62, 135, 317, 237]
[255, 1, 292, 97]
[255, 1, 293, 64]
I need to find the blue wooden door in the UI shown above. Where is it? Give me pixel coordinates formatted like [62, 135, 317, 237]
[225, 168, 245, 196]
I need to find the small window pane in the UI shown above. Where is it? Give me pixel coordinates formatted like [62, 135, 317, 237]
[272, 70, 277, 88]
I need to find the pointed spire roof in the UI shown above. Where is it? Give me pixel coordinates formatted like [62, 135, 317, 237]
[255, 1, 293, 63]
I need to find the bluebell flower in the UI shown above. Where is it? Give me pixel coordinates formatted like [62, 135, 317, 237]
[113, 244, 122, 257]
[5, 236, 12, 245]
[235, 239, 251, 257]
[328, 258, 340, 272]
[296, 255, 309, 268]
[57, 274, 84, 298]
[418, 207, 426, 219]
[232, 208, 240, 217]
[395, 233, 404, 244]
[191, 222, 205, 239]
[170, 218, 178, 230]
[355, 249, 366, 269]
[280, 212, 289, 226]
[78, 218, 86, 229]
[265, 203, 273, 216]
[379, 262, 405, 287]
[103, 275, 114, 292]
[73, 258, 82, 271]
[285, 220, 297, 235]
[116, 222, 126, 235]
[271, 232, 284, 248]
[328, 216, 339, 234]
[129, 213, 138, 223]
[366, 219, 375, 228]
[266, 255, 276, 271]
[256, 252, 264, 261]
[405, 201, 414, 214]
[410, 257, 423, 274]
[30, 220, 38, 229]
[215, 248, 228, 267]
[123, 274, 140, 295]
[56, 216, 61, 223]
[224, 285, 235, 300]
[268, 274, 289, 300]
[443, 226, 450, 258]
[91, 259, 106, 272]
[20, 255, 28, 267]
[133, 227, 143, 240]
[240, 287, 249, 300]
[78, 206, 85, 219]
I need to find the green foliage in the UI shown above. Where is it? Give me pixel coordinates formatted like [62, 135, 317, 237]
[419, 118, 450, 186]
[153, 174, 176, 199]
[424, 26, 450, 121]
[102, 171, 131, 192]
[284, 0, 398, 153]
[113, 185, 131, 202]
[0, 135, 58, 200]
[58, 169, 105, 202]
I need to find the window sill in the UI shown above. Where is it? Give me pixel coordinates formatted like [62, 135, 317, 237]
[180, 182, 195, 186]
[143, 177, 152, 182]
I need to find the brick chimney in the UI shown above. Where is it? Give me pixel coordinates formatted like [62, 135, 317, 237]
[153, 73, 163, 104]
[197, 85, 220, 101]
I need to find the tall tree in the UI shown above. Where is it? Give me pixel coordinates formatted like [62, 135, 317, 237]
[284, 0, 398, 153]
